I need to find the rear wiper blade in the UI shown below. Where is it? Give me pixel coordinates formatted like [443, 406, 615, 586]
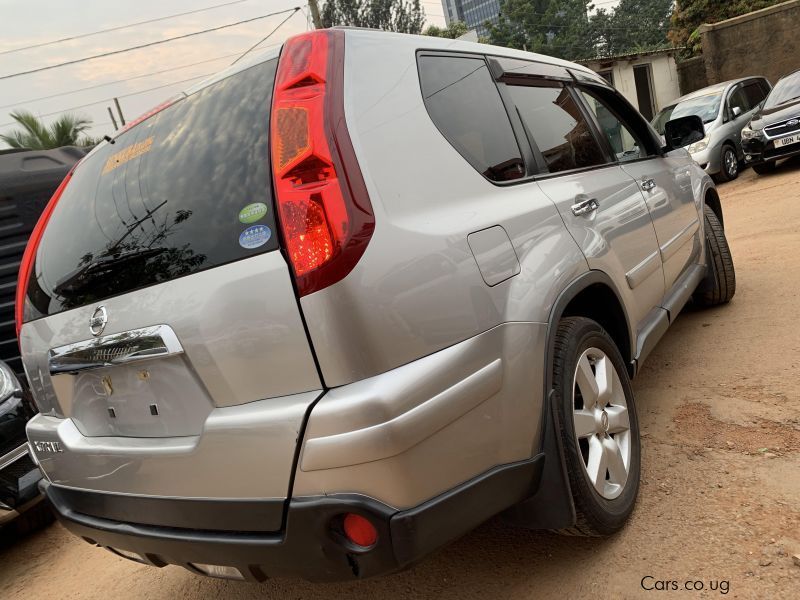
[54, 247, 168, 294]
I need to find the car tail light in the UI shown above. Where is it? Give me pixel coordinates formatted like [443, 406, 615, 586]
[15, 169, 74, 336]
[270, 30, 374, 296]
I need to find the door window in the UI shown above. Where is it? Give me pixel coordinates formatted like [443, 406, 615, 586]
[742, 81, 768, 110]
[728, 86, 748, 119]
[579, 89, 645, 162]
[417, 55, 525, 182]
[506, 84, 606, 174]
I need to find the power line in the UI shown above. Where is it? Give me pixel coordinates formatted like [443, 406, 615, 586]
[0, 0, 261, 56]
[0, 52, 243, 110]
[231, 7, 300, 64]
[0, 74, 211, 128]
[0, 7, 300, 82]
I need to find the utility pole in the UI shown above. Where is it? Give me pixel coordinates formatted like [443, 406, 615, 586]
[308, 0, 323, 29]
[113, 97, 126, 127]
[107, 107, 119, 131]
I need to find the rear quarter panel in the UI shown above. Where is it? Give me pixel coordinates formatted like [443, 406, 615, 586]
[300, 31, 588, 388]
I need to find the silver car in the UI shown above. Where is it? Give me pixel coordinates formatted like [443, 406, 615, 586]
[652, 77, 771, 182]
[18, 29, 735, 582]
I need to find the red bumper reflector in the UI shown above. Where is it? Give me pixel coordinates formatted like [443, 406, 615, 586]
[343, 513, 378, 548]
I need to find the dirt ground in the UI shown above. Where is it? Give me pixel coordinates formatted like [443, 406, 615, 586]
[2, 161, 799, 600]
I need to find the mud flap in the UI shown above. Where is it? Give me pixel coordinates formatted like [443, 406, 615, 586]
[501, 390, 576, 530]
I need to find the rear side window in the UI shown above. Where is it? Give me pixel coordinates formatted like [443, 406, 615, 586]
[26, 59, 278, 319]
[418, 55, 524, 182]
[507, 84, 607, 174]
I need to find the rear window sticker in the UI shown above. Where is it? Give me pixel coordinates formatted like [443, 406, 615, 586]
[239, 225, 272, 249]
[239, 202, 268, 224]
[102, 137, 154, 174]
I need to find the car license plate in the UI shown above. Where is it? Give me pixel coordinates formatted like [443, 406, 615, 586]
[774, 133, 800, 148]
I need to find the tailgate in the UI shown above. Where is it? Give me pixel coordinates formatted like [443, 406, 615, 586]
[19, 53, 323, 505]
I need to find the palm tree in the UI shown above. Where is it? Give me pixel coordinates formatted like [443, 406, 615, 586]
[0, 110, 99, 150]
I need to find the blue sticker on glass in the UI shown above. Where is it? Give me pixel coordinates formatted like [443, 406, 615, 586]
[239, 225, 272, 249]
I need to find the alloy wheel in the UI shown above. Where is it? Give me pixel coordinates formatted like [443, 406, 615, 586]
[724, 148, 738, 179]
[572, 347, 632, 500]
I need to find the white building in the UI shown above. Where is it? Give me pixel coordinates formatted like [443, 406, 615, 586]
[579, 48, 681, 122]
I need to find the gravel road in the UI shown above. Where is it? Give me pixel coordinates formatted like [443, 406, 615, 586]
[2, 161, 799, 599]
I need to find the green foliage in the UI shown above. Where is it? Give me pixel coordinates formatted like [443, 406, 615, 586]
[489, 0, 675, 60]
[423, 20, 469, 39]
[321, 0, 425, 33]
[670, 0, 785, 57]
[0, 110, 97, 150]
[593, 0, 673, 57]
[487, 0, 594, 60]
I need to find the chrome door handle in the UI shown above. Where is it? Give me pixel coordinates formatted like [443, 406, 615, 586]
[641, 178, 656, 192]
[571, 198, 599, 216]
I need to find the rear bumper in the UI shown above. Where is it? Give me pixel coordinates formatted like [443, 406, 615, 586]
[44, 456, 543, 582]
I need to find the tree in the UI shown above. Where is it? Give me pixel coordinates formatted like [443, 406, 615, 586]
[488, 0, 596, 61]
[0, 110, 99, 150]
[423, 20, 469, 39]
[592, 0, 673, 57]
[320, 0, 425, 34]
[669, 0, 784, 57]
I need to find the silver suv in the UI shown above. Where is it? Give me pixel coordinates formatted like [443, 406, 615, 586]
[18, 30, 735, 582]
[652, 77, 771, 182]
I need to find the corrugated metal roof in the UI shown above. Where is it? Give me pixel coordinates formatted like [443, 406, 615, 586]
[578, 47, 680, 65]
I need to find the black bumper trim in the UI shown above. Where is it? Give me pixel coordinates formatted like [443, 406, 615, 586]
[43, 455, 544, 581]
[46, 485, 285, 533]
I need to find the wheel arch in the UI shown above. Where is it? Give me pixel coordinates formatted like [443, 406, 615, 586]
[504, 270, 635, 531]
[704, 186, 724, 228]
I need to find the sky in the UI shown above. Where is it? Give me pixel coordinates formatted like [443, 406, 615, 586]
[0, 0, 447, 147]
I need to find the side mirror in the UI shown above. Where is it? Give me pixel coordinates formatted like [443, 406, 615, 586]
[732, 106, 743, 118]
[663, 115, 705, 151]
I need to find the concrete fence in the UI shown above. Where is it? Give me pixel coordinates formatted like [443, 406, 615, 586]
[697, 0, 800, 86]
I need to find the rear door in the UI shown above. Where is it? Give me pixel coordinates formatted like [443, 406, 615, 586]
[19, 57, 321, 500]
[503, 80, 665, 329]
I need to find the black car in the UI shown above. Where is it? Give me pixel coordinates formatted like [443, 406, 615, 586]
[0, 146, 87, 533]
[742, 68, 800, 174]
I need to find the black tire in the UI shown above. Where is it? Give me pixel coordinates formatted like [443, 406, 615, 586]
[694, 205, 736, 307]
[553, 317, 640, 537]
[716, 144, 739, 182]
[9, 499, 55, 536]
[752, 161, 776, 175]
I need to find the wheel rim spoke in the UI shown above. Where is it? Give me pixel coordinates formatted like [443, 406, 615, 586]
[605, 405, 629, 434]
[604, 436, 628, 486]
[595, 355, 612, 404]
[575, 354, 599, 408]
[573, 409, 596, 439]
[585, 435, 607, 492]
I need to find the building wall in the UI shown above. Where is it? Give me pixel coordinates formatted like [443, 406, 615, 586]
[439, 0, 501, 35]
[676, 56, 709, 96]
[583, 53, 682, 118]
[698, 0, 800, 86]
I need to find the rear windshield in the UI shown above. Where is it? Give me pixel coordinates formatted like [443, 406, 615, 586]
[25, 59, 279, 321]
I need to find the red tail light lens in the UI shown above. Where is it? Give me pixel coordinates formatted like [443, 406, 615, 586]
[270, 30, 374, 296]
[15, 170, 73, 336]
